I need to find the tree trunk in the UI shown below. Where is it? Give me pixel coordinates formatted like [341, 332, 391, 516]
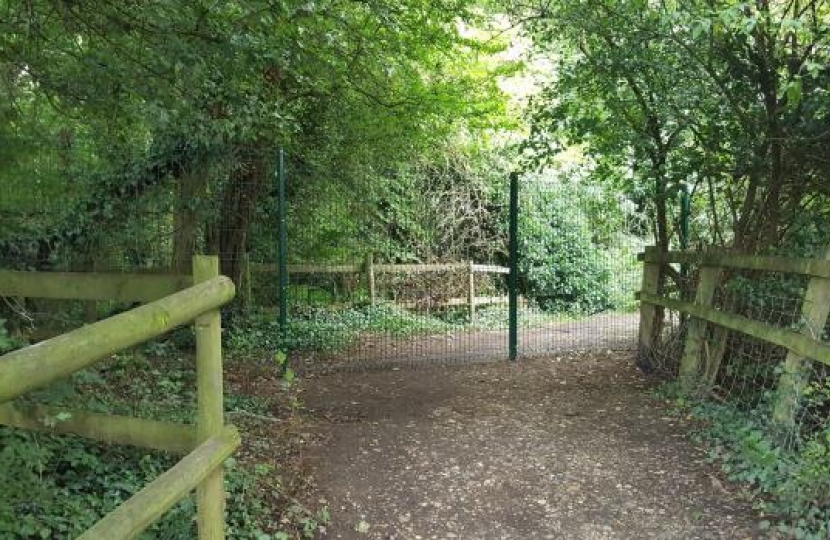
[171, 167, 207, 273]
[650, 157, 671, 351]
[216, 150, 269, 286]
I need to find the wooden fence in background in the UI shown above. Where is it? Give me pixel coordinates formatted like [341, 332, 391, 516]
[249, 257, 511, 322]
[0, 256, 238, 539]
[637, 246, 830, 427]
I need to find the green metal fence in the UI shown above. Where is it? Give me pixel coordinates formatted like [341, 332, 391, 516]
[249, 164, 647, 372]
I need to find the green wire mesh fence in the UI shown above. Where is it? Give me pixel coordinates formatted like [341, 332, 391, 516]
[242, 173, 646, 372]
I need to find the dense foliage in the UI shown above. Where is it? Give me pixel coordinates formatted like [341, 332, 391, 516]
[514, 0, 830, 259]
[0, 349, 323, 539]
[6, 0, 830, 535]
[519, 180, 612, 314]
[0, 0, 512, 281]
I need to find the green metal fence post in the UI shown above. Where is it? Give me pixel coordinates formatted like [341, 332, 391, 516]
[680, 185, 690, 251]
[277, 149, 289, 346]
[679, 185, 691, 305]
[508, 172, 519, 362]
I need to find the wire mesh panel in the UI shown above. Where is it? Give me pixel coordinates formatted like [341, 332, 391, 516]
[258, 171, 649, 371]
[243, 154, 516, 369]
[712, 270, 811, 417]
[0, 139, 276, 339]
[516, 176, 646, 357]
[646, 252, 830, 449]
[250, 261, 512, 370]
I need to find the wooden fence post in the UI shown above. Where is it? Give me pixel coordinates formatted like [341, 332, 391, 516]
[467, 260, 475, 324]
[702, 327, 728, 389]
[192, 255, 226, 540]
[773, 245, 830, 428]
[366, 253, 376, 305]
[637, 246, 661, 369]
[679, 264, 722, 392]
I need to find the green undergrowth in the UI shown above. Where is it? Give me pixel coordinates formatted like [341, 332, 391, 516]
[227, 302, 629, 355]
[0, 343, 327, 539]
[228, 303, 459, 354]
[0, 428, 271, 539]
[0, 317, 26, 354]
[659, 383, 830, 539]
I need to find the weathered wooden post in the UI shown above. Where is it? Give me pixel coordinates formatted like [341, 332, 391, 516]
[679, 262, 722, 392]
[468, 260, 476, 324]
[366, 253, 376, 306]
[773, 245, 830, 428]
[192, 255, 226, 540]
[637, 246, 661, 370]
[701, 250, 728, 390]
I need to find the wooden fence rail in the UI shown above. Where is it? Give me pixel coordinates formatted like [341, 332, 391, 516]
[0, 269, 193, 302]
[0, 402, 198, 453]
[249, 257, 510, 320]
[0, 255, 238, 539]
[79, 426, 241, 540]
[0, 276, 233, 403]
[637, 250, 830, 278]
[637, 247, 830, 429]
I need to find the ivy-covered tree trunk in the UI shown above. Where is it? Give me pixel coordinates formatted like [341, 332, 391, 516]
[215, 150, 269, 286]
[171, 166, 208, 274]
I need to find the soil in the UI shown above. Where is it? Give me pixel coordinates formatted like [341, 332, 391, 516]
[298, 346, 762, 539]
[302, 312, 640, 373]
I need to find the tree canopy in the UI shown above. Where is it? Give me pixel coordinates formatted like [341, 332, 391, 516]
[0, 0, 514, 280]
[516, 0, 830, 256]
[6, 1, 830, 537]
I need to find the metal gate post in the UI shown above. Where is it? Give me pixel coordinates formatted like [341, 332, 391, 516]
[508, 172, 519, 362]
[679, 185, 690, 251]
[679, 185, 691, 301]
[277, 148, 289, 345]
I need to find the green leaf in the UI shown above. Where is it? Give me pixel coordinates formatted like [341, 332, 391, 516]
[785, 80, 803, 107]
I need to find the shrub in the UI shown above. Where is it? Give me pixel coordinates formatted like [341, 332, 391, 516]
[519, 182, 613, 314]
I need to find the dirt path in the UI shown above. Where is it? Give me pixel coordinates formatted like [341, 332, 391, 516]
[300, 349, 760, 539]
[304, 312, 639, 372]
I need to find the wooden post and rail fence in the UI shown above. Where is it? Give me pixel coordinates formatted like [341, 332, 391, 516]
[637, 246, 830, 427]
[248, 257, 511, 318]
[0, 255, 238, 539]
